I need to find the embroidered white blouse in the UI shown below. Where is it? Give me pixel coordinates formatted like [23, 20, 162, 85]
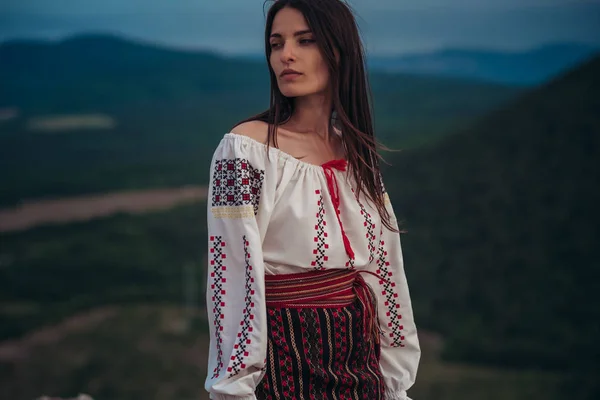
[205, 133, 420, 400]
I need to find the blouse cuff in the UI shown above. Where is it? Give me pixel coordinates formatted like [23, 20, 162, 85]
[210, 394, 257, 400]
[385, 387, 410, 400]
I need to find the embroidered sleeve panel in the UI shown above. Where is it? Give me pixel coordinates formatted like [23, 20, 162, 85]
[375, 226, 406, 348]
[225, 235, 259, 377]
[211, 157, 265, 218]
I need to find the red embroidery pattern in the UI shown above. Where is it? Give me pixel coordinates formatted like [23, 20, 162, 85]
[345, 257, 355, 269]
[332, 308, 351, 396]
[378, 172, 387, 194]
[209, 235, 227, 378]
[354, 189, 376, 263]
[311, 190, 329, 270]
[227, 235, 256, 377]
[300, 309, 323, 399]
[211, 158, 265, 215]
[270, 309, 297, 396]
[375, 228, 405, 347]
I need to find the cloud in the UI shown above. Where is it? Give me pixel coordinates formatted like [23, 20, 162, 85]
[356, 2, 600, 53]
[1, 0, 599, 54]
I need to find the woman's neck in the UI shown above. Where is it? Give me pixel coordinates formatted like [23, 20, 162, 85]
[286, 91, 334, 141]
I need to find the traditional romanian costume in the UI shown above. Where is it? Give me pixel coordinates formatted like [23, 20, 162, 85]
[205, 133, 420, 400]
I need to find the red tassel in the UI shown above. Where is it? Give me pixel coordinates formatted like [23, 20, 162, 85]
[342, 232, 355, 260]
[354, 273, 382, 345]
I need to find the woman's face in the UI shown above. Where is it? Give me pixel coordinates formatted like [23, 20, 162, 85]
[269, 7, 331, 98]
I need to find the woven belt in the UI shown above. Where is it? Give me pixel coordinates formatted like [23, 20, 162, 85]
[265, 269, 386, 344]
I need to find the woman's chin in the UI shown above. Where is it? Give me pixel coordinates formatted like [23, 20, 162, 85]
[280, 87, 304, 98]
[280, 87, 321, 98]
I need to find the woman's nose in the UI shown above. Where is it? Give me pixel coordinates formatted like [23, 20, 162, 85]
[280, 41, 295, 63]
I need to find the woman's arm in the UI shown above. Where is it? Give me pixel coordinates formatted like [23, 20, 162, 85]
[369, 190, 421, 400]
[204, 135, 272, 400]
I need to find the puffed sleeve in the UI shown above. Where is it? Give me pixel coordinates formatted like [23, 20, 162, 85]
[369, 185, 421, 400]
[204, 135, 276, 400]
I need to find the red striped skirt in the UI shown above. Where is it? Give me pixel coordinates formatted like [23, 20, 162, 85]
[255, 269, 385, 400]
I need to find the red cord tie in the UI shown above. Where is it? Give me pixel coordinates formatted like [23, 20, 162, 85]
[321, 159, 355, 260]
[321, 160, 389, 343]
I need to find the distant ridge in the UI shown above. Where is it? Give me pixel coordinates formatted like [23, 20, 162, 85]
[368, 42, 599, 85]
[0, 32, 224, 57]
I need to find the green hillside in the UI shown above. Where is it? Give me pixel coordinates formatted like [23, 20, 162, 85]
[0, 203, 206, 340]
[0, 34, 520, 206]
[384, 53, 599, 379]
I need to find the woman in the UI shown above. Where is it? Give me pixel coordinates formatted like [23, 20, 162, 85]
[205, 0, 420, 399]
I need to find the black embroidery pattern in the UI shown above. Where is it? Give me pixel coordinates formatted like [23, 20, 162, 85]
[378, 172, 387, 195]
[227, 235, 256, 377]
[311, 190, 329, 270]
[354, 189, 376, 264]
[345, 257, 355, 269]
[209, 235, 226, 378]
[211, 158, 265, 215]
[375, 228, 405, 347]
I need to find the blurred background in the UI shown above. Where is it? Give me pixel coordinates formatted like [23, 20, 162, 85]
[0, 0, 599, 399]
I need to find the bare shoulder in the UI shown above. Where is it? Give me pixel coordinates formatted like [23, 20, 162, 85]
[230, 120, 269, 145]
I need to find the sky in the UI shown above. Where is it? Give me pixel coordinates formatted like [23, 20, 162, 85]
[1, 0, 599, 55]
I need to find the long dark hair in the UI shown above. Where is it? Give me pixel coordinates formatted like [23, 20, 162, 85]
[235, 0, 395, 231]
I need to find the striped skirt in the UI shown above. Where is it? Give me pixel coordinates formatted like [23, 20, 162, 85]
[255, 269, 385, 400]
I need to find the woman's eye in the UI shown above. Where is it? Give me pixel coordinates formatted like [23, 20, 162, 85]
[299, 39, 316, 45]
[270, 42, 282, 49]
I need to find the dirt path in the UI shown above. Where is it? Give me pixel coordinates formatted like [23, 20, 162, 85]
[0, 186, 208, 233]
[0, 307, 118, 361]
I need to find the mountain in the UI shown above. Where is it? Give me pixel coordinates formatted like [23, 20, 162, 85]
[369, 43, 599, 85]
[0, 33, 268, 112]
[0, 34, 521, 206]
[384, 53, 600, 374]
